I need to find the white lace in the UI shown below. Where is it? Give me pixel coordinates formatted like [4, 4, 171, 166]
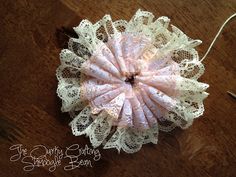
[56, 9, 208, 153]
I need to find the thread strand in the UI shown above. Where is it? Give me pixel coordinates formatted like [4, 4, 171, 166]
[200, 13, 236, 62]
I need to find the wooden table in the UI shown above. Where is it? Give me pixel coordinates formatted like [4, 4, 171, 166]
[0, 0, 236, 177]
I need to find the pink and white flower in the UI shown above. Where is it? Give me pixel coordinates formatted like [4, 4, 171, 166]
[56, 9, 208, 153]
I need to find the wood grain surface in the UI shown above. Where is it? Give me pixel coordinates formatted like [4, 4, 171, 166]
[0, 0, 236, 177]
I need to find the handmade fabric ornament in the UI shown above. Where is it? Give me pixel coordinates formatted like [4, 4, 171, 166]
[56, 9, 233, 153]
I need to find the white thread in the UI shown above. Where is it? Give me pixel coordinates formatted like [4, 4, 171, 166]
[201, 13, 236, 62]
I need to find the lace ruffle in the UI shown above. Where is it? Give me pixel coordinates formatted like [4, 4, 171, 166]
[56, 9, 209, 153]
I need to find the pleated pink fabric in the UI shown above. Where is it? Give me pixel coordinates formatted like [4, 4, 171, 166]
[80, 33, 180, 130]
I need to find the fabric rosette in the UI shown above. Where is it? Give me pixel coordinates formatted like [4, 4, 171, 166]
[56, 9, 209, 153]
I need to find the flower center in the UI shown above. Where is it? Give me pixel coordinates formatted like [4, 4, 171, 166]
[125, 75, 135, 85]
[125, 73, 139, 86]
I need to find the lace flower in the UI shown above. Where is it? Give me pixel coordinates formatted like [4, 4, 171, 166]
[56, 9, 209, 153]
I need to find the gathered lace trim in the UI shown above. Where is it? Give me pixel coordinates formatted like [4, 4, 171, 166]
[56, 9, 208, 153]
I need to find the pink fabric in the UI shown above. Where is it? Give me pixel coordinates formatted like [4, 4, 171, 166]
[80, 33, 181, 130]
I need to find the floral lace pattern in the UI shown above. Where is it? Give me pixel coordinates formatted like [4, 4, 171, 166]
[56, 9, 209, 153]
